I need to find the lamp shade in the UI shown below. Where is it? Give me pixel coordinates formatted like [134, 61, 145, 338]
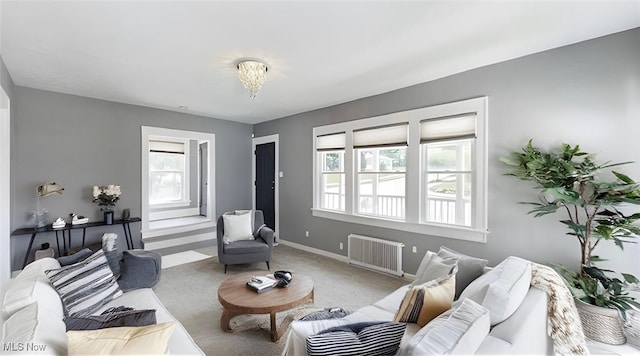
[37, 182, 64, 197]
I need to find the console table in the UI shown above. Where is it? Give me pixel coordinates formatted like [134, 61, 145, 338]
[11, 217, 141, 269]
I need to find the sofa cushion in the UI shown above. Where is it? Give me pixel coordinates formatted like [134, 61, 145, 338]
[413, 250, 457, 285]
[222, 212, 254, 244]
[14, 257, 60, 282]
[437, 246, 488, 299]
[223, 239, 269, 254]
[306, 321, 406, 356]
[45, 249, 123, 316]
[394, 273, 455, 326]
[399, 298, 490, 355]
[3, 278, 64, 318]
[96, 288, 204, 355]
[1, 302, 68, 355]
[459, 256, 532, 326]
[64, 308, 156, 331]
[66, 321, 176, 355]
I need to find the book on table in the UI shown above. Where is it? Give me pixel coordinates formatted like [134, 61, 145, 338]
[247, 275, 278, 293]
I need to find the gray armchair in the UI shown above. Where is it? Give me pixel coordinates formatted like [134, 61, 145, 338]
[217, 210, 274, 273]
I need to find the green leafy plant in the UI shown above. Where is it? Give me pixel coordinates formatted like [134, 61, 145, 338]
[501, 140, 640, 315]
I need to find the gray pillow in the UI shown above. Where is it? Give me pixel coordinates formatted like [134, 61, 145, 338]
[437, 246, 488, 300]
[64, 307, 156, 331]
[57, 248, 93, 266]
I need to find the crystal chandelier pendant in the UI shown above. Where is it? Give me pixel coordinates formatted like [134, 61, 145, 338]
[237, 60, 268, 99]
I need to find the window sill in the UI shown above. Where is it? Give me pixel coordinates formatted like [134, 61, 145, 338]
[311, 208, 487, 243]
[150, 200, 191, 209]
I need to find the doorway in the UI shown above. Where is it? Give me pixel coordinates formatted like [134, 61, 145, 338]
[252, 135, 279, 242]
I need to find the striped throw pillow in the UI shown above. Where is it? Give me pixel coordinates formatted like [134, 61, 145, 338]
[394, 273, 455, 326]
[46, 249, 123, 317]
[306, 321, 406, 356]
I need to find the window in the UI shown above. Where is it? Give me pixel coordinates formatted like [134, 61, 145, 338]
[354, 124, 408, 219]
[312, 97, 488, 242]
[316, 133, 345, 211]
[141, 126, 216, 238]
[421, 114, 476, 227]
[149, 140, 188, 206]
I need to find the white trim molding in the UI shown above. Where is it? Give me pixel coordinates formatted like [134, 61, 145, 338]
[0, 86, 11, 283]
[141, 126, 215, 238]
[312, 97, 489, 243]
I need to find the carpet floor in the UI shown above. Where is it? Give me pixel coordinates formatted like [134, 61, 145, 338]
[153, 244, 408, 355]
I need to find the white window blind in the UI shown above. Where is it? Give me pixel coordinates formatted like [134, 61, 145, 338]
[353, 123, 408, 148]
[316, 132, 346, 151]
[149, 140, 185, 154]
[420, 113, 476, 143]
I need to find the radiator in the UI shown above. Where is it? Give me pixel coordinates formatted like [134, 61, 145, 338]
[348, 234, 404, 276]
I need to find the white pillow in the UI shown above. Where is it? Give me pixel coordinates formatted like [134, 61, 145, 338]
[413, 250, 457, 285]
[400, 298, 490, 355]
[222, 212, 254, 244]
[1, 302, 68, 355]
[458, 256, 531, 326]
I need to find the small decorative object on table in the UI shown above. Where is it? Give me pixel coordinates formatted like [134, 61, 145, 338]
[247, 275, 278, 293]
[92, 185, 121, 225]
[70, 214, 89, 225]
[51, 217, 66, 229]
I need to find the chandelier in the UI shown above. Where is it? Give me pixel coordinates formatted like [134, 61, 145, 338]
[237, 60, 268, 99]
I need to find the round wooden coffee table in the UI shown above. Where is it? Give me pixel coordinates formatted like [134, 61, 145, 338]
[217, 272, 314, 342]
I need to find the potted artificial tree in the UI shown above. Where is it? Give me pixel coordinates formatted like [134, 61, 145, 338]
[501, 140, 640, 344]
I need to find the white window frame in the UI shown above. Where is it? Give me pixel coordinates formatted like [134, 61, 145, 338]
[141, 126, 216, 236]
[148, 138, 190, 208]
[318, 150, 346, 211]
[312, 97, 488, 242]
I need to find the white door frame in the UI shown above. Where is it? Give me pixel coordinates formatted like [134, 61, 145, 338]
[0, 86, 11, 281]
[252, 134, 279, 241]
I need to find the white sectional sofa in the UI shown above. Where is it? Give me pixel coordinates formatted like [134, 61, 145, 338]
[284, 248, 554, 355]
[1, 257, 203, 355]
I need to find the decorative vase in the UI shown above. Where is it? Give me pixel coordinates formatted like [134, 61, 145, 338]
[575, 298, 626, 344]
[103, 211, 114, 225]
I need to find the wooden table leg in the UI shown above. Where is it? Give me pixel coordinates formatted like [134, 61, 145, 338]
[270, 311, 278, 341]
[220, 308, 239, 333]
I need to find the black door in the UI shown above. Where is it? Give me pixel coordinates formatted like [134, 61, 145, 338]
[255, 142, 276, 232]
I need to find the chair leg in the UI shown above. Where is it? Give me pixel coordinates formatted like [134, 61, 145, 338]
[266, 261, 270, 270]
[224, 265, 228, 274]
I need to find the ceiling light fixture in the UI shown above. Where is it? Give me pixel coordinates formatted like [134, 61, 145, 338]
[237, 60, 268, 99]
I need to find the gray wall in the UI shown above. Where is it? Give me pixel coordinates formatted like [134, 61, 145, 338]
[254, 28, 640, 277]
[10, 87, 253, 271]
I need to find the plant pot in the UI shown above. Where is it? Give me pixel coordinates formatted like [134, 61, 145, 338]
[103, 211, 114, 225]
[575, 298, 626, 345]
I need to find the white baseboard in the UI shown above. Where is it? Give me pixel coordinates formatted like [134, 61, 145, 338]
[278, 239, 349, 263]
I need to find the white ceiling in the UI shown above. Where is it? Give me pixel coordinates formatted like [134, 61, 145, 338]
[1, 1, 639, 124]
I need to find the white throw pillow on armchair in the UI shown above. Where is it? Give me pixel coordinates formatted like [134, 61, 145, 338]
[222, 212, 254, 244]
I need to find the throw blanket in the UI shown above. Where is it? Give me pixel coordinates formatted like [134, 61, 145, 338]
[530, 263, 589, 355]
